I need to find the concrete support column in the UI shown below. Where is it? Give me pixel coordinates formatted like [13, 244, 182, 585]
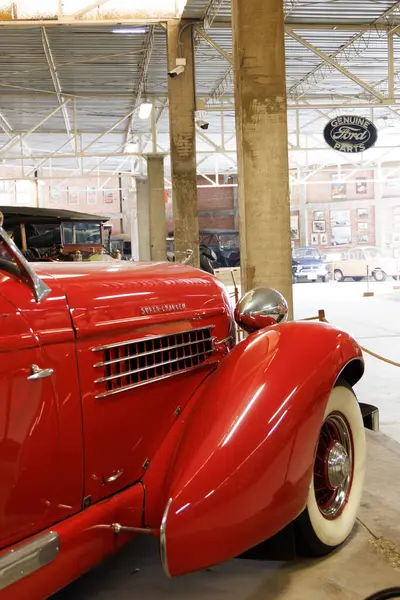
[126, 179, 139, 261]
[231, 0, 294, 313]
[136, 177, 151, 262]
[167, 20, 199, 267]
[146, 154, 167, 262]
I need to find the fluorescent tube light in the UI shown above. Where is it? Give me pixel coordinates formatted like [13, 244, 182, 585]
[112, 28, 147, 34]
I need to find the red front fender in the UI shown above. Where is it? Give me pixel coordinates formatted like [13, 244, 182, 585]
[147, 321, 363, 577]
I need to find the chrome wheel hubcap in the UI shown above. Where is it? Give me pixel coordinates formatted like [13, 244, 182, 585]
[327, 442, 351, 488]
[314, 413, 353, 519]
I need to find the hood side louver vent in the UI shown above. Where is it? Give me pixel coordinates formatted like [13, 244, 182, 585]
[93, 327, 214, 398]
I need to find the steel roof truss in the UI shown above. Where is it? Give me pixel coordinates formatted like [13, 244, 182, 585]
[288, 1, 400, 101]
[124, 25, 156, 146]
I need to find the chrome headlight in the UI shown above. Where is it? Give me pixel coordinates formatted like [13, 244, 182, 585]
[234, 287, 289, 333]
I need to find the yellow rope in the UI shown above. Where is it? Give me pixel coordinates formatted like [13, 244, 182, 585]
[304, 310, 400, 368]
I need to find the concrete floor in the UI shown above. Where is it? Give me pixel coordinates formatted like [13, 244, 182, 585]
[52, 431, 400, 599]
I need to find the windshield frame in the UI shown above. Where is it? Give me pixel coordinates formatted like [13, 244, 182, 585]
[0, 225, 50, 302]
[61, 220, 104, 247]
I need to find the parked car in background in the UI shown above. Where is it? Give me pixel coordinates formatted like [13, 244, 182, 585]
[199, 234, 331, 285]
[332, 247, 400, 282]
[199, 229, 240, 268]
[110, 233, 133, 260]
[292, 247, 330, 282]
[1, 206, 114, 262]
[0, 213, 371, 598]
[167, 233, 216, 274]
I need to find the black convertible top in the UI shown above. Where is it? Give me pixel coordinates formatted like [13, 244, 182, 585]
[0, 206, 110, 227]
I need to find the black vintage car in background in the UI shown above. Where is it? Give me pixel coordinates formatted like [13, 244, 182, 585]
[199, 229, 240, 269]
[166, 233, 216, 274]
[1, 206, 113, 262]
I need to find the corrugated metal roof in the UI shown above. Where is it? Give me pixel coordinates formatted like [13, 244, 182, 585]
[183, 0, 231, 21]
[0, 0, 400, 177]
[184, 0, 400, 24]
[46, 26, 148, 94]
[284, 0, 400, 24]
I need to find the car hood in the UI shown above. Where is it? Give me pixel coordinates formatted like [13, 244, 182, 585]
[33, 261, 231, 338]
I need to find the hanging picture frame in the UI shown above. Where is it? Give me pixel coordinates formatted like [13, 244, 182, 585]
[87, 187, 97, 205]
[68, 187, 79, 205]
[356, 178, 367, 195]
[357, 208, 369, 219]
[331, 174, 346, 198]
[313, 220, 326, 233]
[320, 233, 328, 245]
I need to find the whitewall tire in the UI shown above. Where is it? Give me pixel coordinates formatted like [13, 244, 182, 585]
[334, 270, 344, 282]
[373, 270, 386, 282]
[295, 379, 366, 556]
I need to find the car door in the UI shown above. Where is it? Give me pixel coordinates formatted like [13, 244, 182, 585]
[356, 249, 369, 277]
[0, 284, 60, 550]
[0, 234, 82, 551]
[343, 251, 361, 277]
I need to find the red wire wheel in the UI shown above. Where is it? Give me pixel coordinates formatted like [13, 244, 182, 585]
[314, 412, 353, 519]
[294, 381, 366, 557]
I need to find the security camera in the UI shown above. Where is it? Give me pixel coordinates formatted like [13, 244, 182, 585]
[168, 65, 185, 78]
[196, 119, 209, 130]
[168, 57, 186, 78]
[195, 109, 209, 130]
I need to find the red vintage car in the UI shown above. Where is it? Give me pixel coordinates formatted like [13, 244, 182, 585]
[0, 213, 368, 599]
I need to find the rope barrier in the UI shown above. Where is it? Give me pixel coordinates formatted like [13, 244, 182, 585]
[306, 309, 400, 368]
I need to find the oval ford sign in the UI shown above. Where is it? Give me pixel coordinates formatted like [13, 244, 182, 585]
[324, 115, 378, 153]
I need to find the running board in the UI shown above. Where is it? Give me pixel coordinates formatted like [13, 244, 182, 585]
[0, 531, 59, 592]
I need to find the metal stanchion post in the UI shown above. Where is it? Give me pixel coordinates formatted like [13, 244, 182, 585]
[394, 260, 400, 290]
[231, 269, 239, 306]
[364, 264, 374, 297]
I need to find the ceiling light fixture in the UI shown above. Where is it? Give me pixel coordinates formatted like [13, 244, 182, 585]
[125, 143, 138, 153]
[139, 101, 153, 120]
[112, 28, 147, 34]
